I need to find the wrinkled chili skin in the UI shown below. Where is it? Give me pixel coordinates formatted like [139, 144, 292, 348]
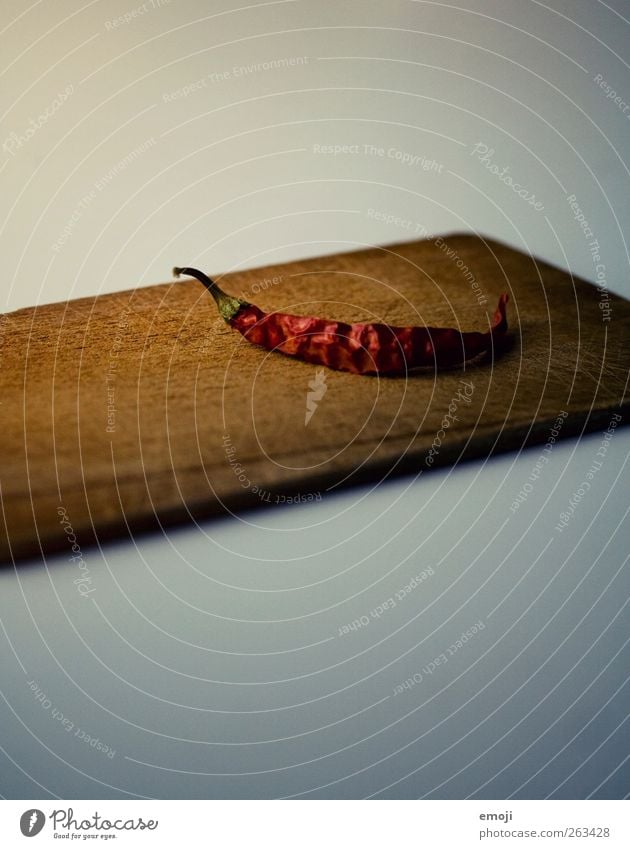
[232, 294, 508, 374]
[172, 266, 508, 375]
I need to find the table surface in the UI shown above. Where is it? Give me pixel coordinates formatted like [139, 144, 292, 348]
[4, 234, 627, 562]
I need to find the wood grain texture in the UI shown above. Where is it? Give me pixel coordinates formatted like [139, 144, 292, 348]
[1, 234, 628, 562]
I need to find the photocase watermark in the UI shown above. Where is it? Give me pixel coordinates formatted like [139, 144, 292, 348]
[95, 137, 157, 190]
[105, 0, 170, 30]
[555, 412, 622, 532]
[566, 193, 611, 321]
[162, 56, 309, 100]
[313, 142, 443, 172]
[366, 207, 428, 236]
[510, 410, 568, 513]
[425, 381, 474, 466]
[337, 567, 434, 637]
[52, 138, 157, 252]
[470, 143, 545, 212]
[393, 620, 486, 695]
[50, 808, 157, 834]
[0, 314, 7, 375]
[105, 307, 132, 434]
[593, 73, 630, 118]
[305, 368, 327, 425]
[20, 809, 45, 837]
[234, 274, 285, 301]
[2, 85, 74, 157]
[222, 433, 321, 505]
[57, 506, 94, 597]
[27, 679, 116, 758]
[249, 274, 283, 296]
[588, 237, 611, 321]
[566, 193, 595, 240]
[51, 189, 97, 253]
[434, 236, 487, 306]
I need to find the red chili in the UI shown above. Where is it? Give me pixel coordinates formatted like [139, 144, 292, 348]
[174, 266, 509, 375]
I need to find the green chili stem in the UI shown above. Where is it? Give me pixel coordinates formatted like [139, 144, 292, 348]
[173, 266, 247, 323]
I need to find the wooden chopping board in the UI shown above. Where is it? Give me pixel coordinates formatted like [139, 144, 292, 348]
[1, 234, 628, 562]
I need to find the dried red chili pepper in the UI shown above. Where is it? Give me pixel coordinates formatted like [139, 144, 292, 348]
[174, 266, 508, 375]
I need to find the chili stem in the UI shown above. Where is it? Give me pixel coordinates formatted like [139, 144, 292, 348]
[173, 266, 247, 322]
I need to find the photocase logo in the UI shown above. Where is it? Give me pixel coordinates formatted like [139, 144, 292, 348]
[305, 368, 327, 425]
[20, 809, 45, 837]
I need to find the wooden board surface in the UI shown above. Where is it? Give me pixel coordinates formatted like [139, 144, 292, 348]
[1, 234, 628, 562]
